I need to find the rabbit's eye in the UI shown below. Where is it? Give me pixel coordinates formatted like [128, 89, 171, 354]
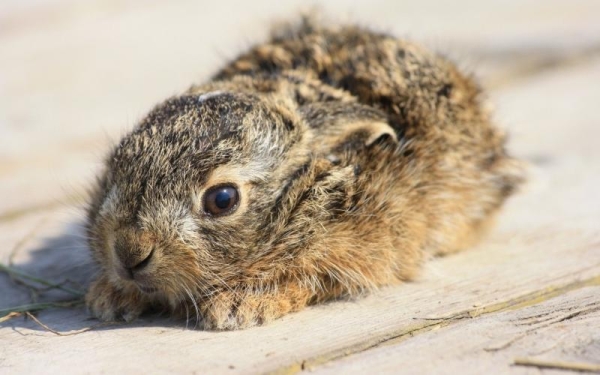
[203, 184, 240, 216]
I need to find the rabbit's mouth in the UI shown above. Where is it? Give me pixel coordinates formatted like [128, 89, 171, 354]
[114, 266, 160, 294]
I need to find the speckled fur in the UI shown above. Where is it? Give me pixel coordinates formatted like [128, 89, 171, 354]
[85, 17, 524, 330]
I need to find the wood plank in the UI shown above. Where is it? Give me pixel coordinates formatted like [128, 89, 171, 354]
[314, 286, 600, 374]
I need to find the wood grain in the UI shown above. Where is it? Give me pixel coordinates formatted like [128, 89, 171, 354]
[314, 287, 600, 374]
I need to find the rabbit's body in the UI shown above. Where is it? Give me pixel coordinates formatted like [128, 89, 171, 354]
[86, 19, 524, 329]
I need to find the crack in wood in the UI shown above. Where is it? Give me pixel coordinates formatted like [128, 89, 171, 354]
[555, 305, 600, 324]
[513, 301, 600, 326]
[484, 300, 600, 353]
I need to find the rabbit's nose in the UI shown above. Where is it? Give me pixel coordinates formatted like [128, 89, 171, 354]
[125, 249, 154, 278]
[115, 245, 154, 280]
[114, 229, 156, 279]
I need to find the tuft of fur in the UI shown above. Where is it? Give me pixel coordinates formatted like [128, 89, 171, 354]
[85, 17, 525, 330]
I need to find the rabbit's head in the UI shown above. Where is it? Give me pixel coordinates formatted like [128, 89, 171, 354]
[86, 73, 396, 304]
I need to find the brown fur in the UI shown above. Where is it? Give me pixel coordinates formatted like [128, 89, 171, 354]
[85, 17, 525, 330]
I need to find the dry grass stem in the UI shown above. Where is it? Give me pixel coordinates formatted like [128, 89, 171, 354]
[514, 357, 600, 372]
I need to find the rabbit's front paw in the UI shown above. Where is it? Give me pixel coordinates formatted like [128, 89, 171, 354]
[86, 276, 148, 322]
[201, 288, 309, 330]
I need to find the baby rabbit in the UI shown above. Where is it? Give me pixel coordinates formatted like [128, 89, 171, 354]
[85, 17, 524, 330]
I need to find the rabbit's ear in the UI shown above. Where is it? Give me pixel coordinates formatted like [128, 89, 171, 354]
[299, 102, 398, 154]
[325, 120, 398, 147]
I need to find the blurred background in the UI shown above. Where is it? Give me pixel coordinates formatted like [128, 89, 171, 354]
[1, 0, 599, 218]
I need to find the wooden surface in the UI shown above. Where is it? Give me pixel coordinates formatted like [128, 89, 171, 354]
[1, 1, 600, 374]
